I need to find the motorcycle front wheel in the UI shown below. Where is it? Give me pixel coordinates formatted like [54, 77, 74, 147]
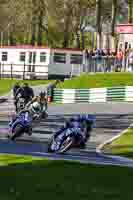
[58, 137, 74, 153]
[48, 135, 74, 154]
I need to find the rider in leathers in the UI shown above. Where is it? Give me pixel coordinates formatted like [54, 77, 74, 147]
[13, 83, 34, 113]
[54, 114, 95, 148]
[9, 91, 48, 137]
[25, 91, 48, 119]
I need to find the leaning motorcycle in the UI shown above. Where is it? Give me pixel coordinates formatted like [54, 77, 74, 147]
[48, 115, 95, 153]
[8, 111, 32, 141]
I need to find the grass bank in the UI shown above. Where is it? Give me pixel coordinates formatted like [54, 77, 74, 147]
[0, 154, 133, 200]
[0, 79, 54, 96]
[57, 73, 133, 89]
[103, 128, 133, 158]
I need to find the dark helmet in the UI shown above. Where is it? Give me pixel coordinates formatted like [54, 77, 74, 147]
[14, 82, 20, 88]
[23, 82, 29, 87]
[39, 91, 46, 98]
[15, 82, 20, 86]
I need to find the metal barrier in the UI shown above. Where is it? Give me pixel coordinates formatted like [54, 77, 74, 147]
[71, 56, 127, 76]
[0, 56, 132, 80]
[0, 63, 48, 80]
[84, 56, 118, 73]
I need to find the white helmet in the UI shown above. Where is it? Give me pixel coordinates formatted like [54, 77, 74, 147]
[30, 102, 41, 114]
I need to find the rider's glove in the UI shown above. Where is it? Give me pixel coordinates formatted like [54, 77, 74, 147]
[33, 114, 40, 120]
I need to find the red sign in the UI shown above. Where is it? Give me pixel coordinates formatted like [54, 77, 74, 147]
[116, 24, 133, 33]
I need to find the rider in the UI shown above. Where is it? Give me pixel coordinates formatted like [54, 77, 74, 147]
[22, 83, 34, 105]
[14, 83, 34, 113]
[54, 114, 95, 148]
[9, 91, 48, 137]
[13, 82, 21, 98]
[25, 91, 48, 119]
[13, 82, 24, 112]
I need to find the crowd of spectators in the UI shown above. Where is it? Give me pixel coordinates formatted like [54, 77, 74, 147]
[84, 46, 133, 72]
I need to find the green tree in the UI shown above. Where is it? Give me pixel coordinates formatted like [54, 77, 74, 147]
[111, 0, 117, 50]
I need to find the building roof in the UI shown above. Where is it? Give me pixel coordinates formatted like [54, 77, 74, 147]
[116, 24, 133, 33]
[0, 45, 82, 52]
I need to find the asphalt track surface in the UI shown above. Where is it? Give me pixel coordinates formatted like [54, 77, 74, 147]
[1, 88, 133, 167]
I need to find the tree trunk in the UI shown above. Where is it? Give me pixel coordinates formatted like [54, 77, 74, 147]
[76, 31, 80, 49]
[111, 0, 117, 37]
[9, 32, 16, 45]
[37, 0, 47, 46]
[111, 0, 117, 51]
[96, 0, 102, 49]
[62, 15, 70, 48]
[81, 31, 85, 50]
[128, 0, 133, 23]
[37, 10, 43, 45]
[31, 18, 36, 46]
[63, 31, 69, 48]
[31, 0, 38, 45]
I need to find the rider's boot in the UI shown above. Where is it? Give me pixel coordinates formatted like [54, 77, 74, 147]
[27, 127, 32, 136]
[80, 141, 86, 149]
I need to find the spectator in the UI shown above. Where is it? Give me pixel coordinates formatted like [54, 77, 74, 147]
[95, 48, 104, 72]
[84, 49, 89, 72]
[115, 48, 124, 72]
[128, 50, 133, 72]
[124, 44, 131, 71]
[85, 49, 89, 59]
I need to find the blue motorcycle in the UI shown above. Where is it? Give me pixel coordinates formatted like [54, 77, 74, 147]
[8, 111, 32, 141]
[48, 114, 96, 153]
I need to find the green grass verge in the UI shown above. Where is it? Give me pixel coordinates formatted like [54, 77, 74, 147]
[0, 154, 133, 200]
[0, 79, 54, 96]
[103, 128, 133, 158]
[57, 73, 133, 89]
[0, 154, 43, 165]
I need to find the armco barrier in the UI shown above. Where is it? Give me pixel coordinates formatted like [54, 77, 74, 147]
[53, 86, 133, 103]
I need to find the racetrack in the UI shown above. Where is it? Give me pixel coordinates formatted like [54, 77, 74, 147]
[0, 98, 133, 167]
[1, 82, 133, 167]
[0, 112, 132, 150]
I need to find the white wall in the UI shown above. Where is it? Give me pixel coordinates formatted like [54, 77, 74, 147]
[0, 47, 50, 77]
[0, 46, 84, 77]
[49, 49, 83, 76]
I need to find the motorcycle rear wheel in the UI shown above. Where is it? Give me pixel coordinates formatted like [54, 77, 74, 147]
[10, 124, 24, 141]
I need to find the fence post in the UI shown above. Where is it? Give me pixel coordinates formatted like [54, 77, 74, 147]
[23, 62, 25, 80]
[2, 63, 4, 78]
[11, 63, 13, 79]
[94, 57, 96, 73]
[0, 62, 1, 79]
